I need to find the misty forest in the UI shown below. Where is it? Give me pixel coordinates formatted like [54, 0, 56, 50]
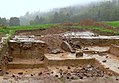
[0, 0, 119, 26]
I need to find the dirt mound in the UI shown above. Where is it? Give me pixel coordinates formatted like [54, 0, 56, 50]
[59, 22, 78, 26]
[80, 19, 96, 26]
[36, 34, 64, 53]
[58, 19, 114, 31]
[40, 26, 66, 35]
[80, 19, 114, 31]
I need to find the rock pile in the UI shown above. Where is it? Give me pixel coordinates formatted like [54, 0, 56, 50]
[76, 51, 83, 57]
[53, 65, 115, 80]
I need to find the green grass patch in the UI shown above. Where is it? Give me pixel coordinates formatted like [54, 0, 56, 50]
[0, 24, 55, 35]
[106, 21, 119, 28]
[0, 23, 118, 36]
[61, 25, 117, 34]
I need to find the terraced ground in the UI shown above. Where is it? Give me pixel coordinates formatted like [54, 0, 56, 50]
[1, 20, 119, 83]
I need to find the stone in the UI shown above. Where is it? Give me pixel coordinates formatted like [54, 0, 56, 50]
[8, 56, 13, 62]
[0, 69, 3, 76]
[83, 48, 88, 50]
[18, 72, 23, 75]
[116, 78, 119, 81]
[73, 41, 81, 49]
[106, 56, 109, 58]
[6, 72, 9, 74]
[51, 49, 61, 54]
[31, 74, 33, 76]
[51, 71, 54, 74]
[67, 76, 69, 79]
[102, 60, 106, 63]
[38, 72, 42, 76]
[67, 73, 71, 77]
[22, 42, 32, 50]
[86, 65, 92, 68]
[70, 77, 75, 80]
[118, 67, 119, 69]
[67, 66, 71, 69]
[12, 74, 15, 78]
[76, 51, 83, 58]
[79, 76, 83, 79]
[61, 41, 73, 52]
[40, 56, 44, 61]
[71, 50, 76, 53]
[55, 75, 59, 77]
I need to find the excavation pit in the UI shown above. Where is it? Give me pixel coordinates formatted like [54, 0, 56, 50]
[1, 29, 119, 82]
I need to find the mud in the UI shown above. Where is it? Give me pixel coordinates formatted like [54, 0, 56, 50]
[80, 19, 114, 31]
[1, 26, 119, 83]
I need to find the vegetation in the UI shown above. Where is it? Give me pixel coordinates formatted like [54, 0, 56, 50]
[62, 25, 116, 34]
[0, 17, 20, 26]
[19, 0, 119, 25]
[0, 24, 55, 35]
[0, 21, 119, 36]
[0, 17, 7, 26]
[106, 21, 119, 28]
[1, 0, 119, 26]
[9, 17, 20, 26]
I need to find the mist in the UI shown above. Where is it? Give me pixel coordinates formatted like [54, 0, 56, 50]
[0, 0, 101, 18]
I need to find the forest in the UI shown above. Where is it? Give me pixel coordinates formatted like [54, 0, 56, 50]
[0, 0, 119, 26]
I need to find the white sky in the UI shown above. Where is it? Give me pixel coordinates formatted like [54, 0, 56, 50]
[0, 0, 101, 18]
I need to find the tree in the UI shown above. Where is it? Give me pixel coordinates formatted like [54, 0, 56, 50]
[34, 15, 40, 23]
[9, 17, 20, 26]
[39, 17, 46, 24]
[52, 12, 60, 23]
[0, 17, 7, 26]
[30, 15, 40, 25]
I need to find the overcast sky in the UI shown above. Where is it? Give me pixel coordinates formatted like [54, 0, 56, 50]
[0, 0, 103, 18]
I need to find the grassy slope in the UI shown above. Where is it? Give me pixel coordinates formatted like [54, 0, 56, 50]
[0, 24, 55, 35]
[0, 21, 119, 36]
[62, 26, 114, 33]
[106, 21, 119, 28]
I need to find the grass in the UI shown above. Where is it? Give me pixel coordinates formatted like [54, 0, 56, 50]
[61, 25, 117, 34]
[0, 22, 119, 36]
[106, 21, 119, 28]
[0, 24, 55, 35]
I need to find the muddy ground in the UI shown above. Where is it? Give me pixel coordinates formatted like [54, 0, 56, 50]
[1, 21, 119, 83]
[2, 65, 119, 83]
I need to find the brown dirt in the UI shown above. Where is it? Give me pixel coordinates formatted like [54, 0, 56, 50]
[59, 19, 114, 32]
[58, 22, 79, 26]
[40, 26, 66, 35]
[80, 19, 114, 31]
[2, 65, 118, 83]
[35, 34, 64, 53]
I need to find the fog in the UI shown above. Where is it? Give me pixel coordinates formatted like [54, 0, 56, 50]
[0, 0, 101, 18]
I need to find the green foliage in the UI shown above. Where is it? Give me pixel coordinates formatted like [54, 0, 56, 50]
[9, 17, 20, 26]
[30, 16, 46, 25]
[106, 21, 119, 28]
[0, 17, 7, 26]
[0, 24, 55, 35]
[20, 0, 119, 25]
[0, 21, 119, 37]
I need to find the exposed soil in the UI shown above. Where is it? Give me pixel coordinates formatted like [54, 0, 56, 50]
[1, 21, 119, 83]
[40, 26, 66, 35]
[35, 34, 64, 53]
[2, 65, 118, 83]
[79, 19, 114, 31]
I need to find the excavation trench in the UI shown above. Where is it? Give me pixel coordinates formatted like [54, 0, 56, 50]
[1, 30, 119, 82]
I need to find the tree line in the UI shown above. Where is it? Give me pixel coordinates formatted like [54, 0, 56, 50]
[20, 0, 118, 25]
[0, 17, 20, 26]
[1, 0, 119, 26]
